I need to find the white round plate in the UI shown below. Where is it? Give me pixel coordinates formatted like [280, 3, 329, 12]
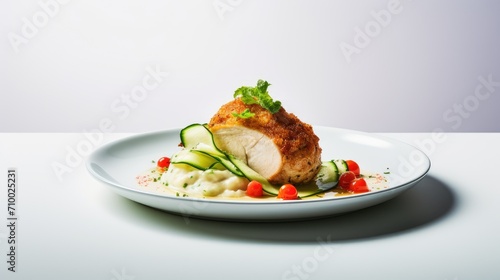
[86, 126, 430, 222]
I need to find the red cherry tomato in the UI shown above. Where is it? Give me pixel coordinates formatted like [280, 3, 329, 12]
[246, 180, 263, 198]
[349, 178, 369, 193]
[338, 171, 356, 190]
[157, 157, 171, 169]
[346, 160, 360, 176]
[277, 184, 298, 200]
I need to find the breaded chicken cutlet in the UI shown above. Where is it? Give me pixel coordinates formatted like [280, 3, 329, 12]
[208, 98, 322, 185]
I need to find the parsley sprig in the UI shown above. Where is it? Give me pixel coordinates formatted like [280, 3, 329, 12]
[232, 80, 282, 118]
[231, 108, 255, 119]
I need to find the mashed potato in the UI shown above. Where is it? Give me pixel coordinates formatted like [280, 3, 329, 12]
[160, 163, 249, 198]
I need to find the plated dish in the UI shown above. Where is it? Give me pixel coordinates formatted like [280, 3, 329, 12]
[86, 80, 430, 221]
[86, 127, 430, 221]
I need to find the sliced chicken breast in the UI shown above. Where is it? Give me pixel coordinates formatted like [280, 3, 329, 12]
[208, 98, 322, 185]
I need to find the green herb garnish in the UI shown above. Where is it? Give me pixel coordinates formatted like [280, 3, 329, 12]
[233, 79, 282, 116]
[232, 108, 255, 119]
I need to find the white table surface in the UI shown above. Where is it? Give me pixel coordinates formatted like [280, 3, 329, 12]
[1, 132, 499, 280]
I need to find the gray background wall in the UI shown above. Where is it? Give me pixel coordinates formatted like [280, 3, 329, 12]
[2, 0, 499, 133]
